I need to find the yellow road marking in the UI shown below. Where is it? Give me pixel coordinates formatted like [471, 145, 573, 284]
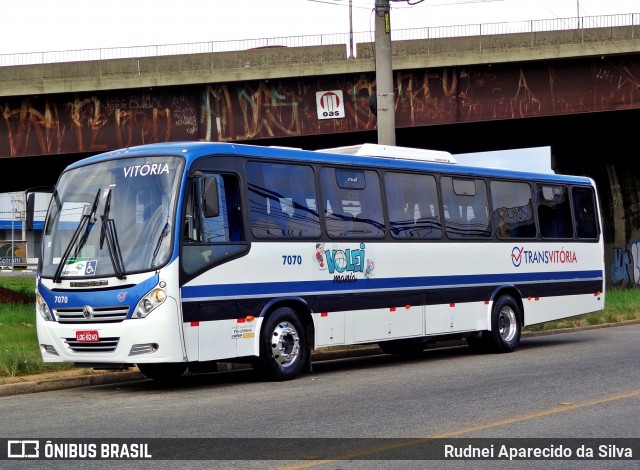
[278, 389, 640, 469]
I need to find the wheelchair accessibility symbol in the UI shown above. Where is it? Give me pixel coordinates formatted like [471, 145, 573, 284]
[85, 261, 97, 275]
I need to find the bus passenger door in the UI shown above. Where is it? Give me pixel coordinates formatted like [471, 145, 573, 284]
[181, 172, 249, 362]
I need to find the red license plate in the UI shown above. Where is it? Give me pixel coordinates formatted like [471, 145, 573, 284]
[75, 330, 99, 342]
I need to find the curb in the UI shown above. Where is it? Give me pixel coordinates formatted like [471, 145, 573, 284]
[0, 370, 145, 398]
[2, 320, 639, 398]
[0, 346, 389, 398]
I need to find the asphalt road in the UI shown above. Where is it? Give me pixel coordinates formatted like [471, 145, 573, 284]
[0, 323, 638, 470]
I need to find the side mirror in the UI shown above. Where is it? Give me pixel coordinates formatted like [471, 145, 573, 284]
[24, 186, 54, 232]
[203, 177, 219, 218]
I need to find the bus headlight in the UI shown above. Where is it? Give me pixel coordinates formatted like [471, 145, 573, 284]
[133, 287, 167, 319]
[36, 292, 53, 321]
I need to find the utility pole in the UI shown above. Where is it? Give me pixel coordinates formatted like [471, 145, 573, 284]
[348, 0, 354, 59]
[374, 0, 396, 145]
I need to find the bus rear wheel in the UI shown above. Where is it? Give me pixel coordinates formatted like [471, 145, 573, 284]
[137, 362, 187, 381]
[467, 294, 521, 353]
[255, 307, 308, 381]
[487, 294, 521, 353]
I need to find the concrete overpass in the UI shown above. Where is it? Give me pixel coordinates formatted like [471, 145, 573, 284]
[1, 14, 639, 163]
[1, 13, 640, 287]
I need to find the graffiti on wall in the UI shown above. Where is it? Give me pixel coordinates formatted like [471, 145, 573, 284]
[609, 241, 640, 287]
[2, 55, 640, 158]
[0, 92, 198, 158]
[199, 75, 377, 142]
[196, 57, 640, 142]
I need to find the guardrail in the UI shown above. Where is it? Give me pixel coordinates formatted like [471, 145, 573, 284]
[0, 12, 638, 67]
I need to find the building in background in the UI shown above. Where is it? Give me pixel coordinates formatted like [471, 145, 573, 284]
[0, 191, 49, 269]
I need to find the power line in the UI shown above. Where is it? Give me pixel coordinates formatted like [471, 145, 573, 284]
[390, 0, 504, 9]
[306, 0, 372, 10]
[390, 0, 426, 5]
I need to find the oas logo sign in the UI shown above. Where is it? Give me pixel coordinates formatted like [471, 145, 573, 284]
[316, 90, 345, 120]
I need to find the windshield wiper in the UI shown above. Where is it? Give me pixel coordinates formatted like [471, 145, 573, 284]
[150, 222, 170, 268]
[74, 191, 101, 258]
[99, 189, 127, 280]
[53, 189, 100, 283]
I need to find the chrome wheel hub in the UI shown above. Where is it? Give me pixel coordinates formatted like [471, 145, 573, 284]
[270, 321, 300, 366]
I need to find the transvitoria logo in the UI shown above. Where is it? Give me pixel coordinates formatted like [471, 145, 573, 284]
[511, 246, 578, 268]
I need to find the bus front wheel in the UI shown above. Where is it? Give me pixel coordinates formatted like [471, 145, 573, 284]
[255, 307, 308, 381]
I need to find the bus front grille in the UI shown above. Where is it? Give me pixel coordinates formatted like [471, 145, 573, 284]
[64, 337, 119, 353]
[54, 306, 129, 323]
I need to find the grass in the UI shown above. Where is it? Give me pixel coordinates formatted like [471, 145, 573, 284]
[0, 294, 74, 383]
[0, 274, 37, 298]
[0, 276, 639, 381]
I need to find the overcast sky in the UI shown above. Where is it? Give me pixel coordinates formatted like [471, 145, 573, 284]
[1, 0, 637, 55]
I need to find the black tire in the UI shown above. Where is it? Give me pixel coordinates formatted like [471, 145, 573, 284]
[485, 294, 522, 353]
[137, 362, 187, 381]
[255, 307, 308, 381]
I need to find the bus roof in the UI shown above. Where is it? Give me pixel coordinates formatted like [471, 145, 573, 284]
[65, 141, 593, 185]
[316, 143, 457, 164]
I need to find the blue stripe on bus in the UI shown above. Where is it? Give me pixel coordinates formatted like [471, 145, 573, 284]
[181, 279, 603, 323]
[181, 270, 603, 300]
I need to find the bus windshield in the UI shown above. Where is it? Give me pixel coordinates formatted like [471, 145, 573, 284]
[40, 155, 184, 279]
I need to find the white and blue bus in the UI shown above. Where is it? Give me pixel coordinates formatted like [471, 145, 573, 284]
[35, 142, 605, 381]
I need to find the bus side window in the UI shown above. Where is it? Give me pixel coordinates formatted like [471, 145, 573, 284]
[537, 184, 573, 239]
[247, 162, 320, 239]
[490, 180, 535, 239]
[572, 186, 599, 239]
[441, 177, 490, 238]
[320, 167, 384, 238]
[385, 172, 441, 239]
